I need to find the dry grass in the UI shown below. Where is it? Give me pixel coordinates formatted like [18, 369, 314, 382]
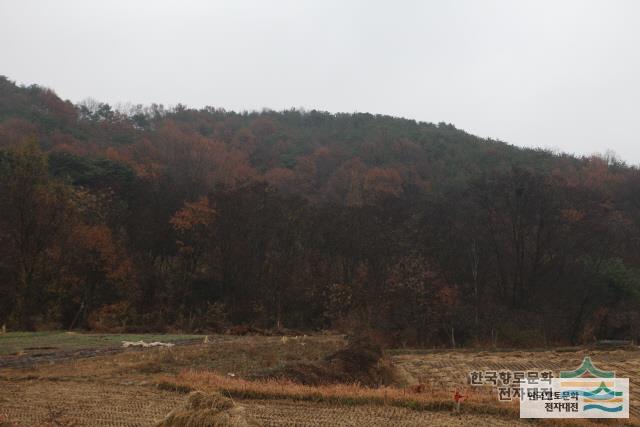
[0, 334, 344, 384]
[0, 414, 20, 427]
[392, 349, 640, 426]
[134, 334, 344, 376]
[253, 335, 396, 387]
[0, 380, 529, 426]
[0, 380, 185, 426]
[3, 334, 640, 426]
[158, 370, 640, 426]
[162, 370, 518, 418]
[156, 391, 260, 427]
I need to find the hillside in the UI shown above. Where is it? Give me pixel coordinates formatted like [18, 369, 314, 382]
[1, 76, 639, 347]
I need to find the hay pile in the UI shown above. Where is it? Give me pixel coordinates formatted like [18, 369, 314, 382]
[156, 391, 260, 427]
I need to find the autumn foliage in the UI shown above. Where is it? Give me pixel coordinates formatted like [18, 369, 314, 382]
[1, 75, 640, 347]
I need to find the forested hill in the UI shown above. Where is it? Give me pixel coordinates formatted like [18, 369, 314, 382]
[2, 76, 640, 347]
[0, 75, 580, 200]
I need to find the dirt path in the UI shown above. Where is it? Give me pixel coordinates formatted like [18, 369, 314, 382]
[0, 379, 525, 426]
[0, 339, 202, 369]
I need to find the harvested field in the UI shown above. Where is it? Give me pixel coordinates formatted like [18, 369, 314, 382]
[0, 380, 183, 426]
[1, 334, 639, 426]
[0, 380, 526, 426]
[392, 347, 640, 418]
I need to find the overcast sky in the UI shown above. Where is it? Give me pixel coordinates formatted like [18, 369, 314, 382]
[2, 0, 639, 162]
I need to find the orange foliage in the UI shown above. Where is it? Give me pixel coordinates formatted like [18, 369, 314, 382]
[71, 224, 134, 282]
[560, 208, 585, 223]
[170, 196, 217, 259]
[170, 197, 216, 232]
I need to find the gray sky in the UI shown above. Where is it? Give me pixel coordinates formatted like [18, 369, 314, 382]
[2, 0, 640, 162]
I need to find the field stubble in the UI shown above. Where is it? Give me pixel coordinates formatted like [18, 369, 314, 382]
[1, 333, 639, 426]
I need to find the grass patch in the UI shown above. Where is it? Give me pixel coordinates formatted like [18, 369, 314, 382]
[123, 335, 345, 377]
[0, 331, 202, 356]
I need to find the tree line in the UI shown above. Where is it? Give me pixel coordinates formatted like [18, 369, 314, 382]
[1, 76, 639, 347]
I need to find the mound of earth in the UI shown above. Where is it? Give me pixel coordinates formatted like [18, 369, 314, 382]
[254, 335, 396, 386]
[156, 390, 260, 427]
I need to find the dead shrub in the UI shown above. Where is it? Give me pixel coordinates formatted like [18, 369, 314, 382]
[157, 381, 194, 394]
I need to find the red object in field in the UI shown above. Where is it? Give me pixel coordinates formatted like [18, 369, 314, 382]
[454, 391, 465, 402]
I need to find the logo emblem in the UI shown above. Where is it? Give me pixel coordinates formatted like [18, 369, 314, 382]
[520, 357, 629, 418]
